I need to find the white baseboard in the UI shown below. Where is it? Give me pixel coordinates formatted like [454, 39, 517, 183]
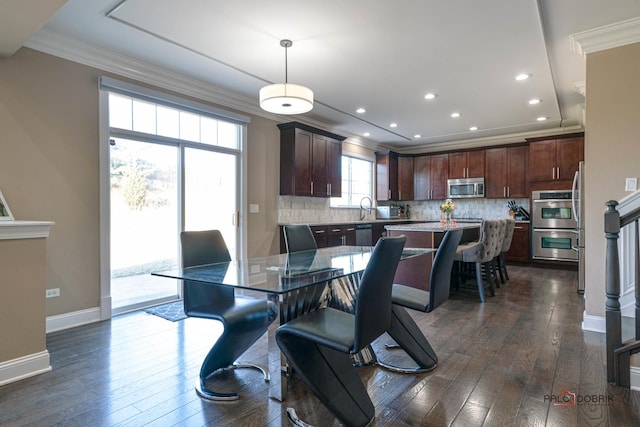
[582, 311, 606, 333]
[46, 307, 102, 333]
[0, 351, 51, 387]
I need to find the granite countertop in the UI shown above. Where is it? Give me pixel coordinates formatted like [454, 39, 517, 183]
[278, 219, 425, 226]
[278, 218, 529, 227]
[385, 221, 481, 232]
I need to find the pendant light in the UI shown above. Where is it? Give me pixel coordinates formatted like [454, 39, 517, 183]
[259, 39, 314, 115]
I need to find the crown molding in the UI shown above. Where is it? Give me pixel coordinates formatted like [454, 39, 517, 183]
[571, 16, 640, 57]
[24, 30, 380, 148]
[25, 30, 273, 117]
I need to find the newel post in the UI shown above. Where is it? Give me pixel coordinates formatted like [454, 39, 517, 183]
[604, 200, 621, 384]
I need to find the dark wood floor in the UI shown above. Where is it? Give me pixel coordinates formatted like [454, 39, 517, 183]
[2, 265, 640, 426]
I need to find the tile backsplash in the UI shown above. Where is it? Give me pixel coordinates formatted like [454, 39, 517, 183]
[278, 196, 530, 224]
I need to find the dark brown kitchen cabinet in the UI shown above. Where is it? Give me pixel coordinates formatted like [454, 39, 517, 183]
[279, 122, 345, 197]
[505, 222, 530, 262]
[376, 151, 413, 201]
[448, 150, 485, 179]
[414, 154, 449, 200]
[327, 224, 356, 246]
[527, 136, 583, 184]
[376, 151, 398, 201]
[485, 146, 528, 198]
[398, 156, 414, 201]
[310, 225, 328, 248]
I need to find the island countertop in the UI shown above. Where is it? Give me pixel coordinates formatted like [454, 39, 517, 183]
[384, 221, 481, 232]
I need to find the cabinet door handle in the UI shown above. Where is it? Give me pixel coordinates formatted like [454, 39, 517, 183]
[515, 226, 524, 230]
[314, 229, 325, 234]
[388, 189, 391, 199]
[332, 228, 341, 232]
[327, 183, 331, 195]
[503, 187, 506, 197]
[507, 187, 510, 197]
[399, 190, 402, 200]
[552, 168, 555, 180]
[557, 167, 560, 180]
[311, 181, 314, 195]
[346, 228, 355, 231]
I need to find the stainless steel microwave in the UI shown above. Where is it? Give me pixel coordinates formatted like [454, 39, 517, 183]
[447, 177, 485, 199]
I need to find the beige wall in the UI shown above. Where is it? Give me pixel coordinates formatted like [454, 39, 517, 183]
[0, 48, 284, 317]
[584, 42, 640, 317]
[0, 238, 47, 361]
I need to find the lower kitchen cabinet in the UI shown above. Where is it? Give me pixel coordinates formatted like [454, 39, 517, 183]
[505, 222, 530, 262]
[327, 224, 356, 246]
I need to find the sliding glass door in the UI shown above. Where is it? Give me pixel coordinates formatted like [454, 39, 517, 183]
[102, 81, 245, 315]
[110, 137, 180, 310]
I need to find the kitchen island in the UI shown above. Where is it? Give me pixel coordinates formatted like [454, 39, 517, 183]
[385, 222, 480, 291]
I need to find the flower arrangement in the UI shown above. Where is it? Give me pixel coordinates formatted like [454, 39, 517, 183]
[441, 198, 456, 213]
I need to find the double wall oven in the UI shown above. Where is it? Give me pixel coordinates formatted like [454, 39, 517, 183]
[532, 190, 578, 262]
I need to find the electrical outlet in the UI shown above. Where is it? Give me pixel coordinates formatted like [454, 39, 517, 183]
[46, 288, 60, 298]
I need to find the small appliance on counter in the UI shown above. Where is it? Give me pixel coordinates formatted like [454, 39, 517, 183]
[376, 206, 400, 219]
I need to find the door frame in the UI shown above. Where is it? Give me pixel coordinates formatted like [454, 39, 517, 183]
[98, 85, 248, 320]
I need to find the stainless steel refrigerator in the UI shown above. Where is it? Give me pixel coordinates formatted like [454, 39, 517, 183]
[572, 161, 585, 293]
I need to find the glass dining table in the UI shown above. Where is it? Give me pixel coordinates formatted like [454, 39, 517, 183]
[153, 245, 433, 401]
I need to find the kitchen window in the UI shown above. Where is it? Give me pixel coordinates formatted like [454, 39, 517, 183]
[330, 155, 373, 207]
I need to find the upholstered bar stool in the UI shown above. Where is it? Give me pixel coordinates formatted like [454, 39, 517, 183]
[454, 219, 504, 302]
[496, 218, 516, 284]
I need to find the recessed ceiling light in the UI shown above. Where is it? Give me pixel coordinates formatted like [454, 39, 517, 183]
[450, 112, 461, 118]
[537, 116, 548, 121]
[424, 93, 437, 100]
[363, 132, 370, 137]
[356, 108, 366, 114]
[414, 134, 422, 138]
[469, 126, 478, 131]
[528, 99, 541, 105]
[515, 73, 531, 81]
[390, 123, 398, 128]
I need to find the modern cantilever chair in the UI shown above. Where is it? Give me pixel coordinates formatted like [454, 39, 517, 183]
[378, 229, 463, 373]
[283, 224, 318, 253]
[181, 230, 276, 401]
[276, 235, 406, 427]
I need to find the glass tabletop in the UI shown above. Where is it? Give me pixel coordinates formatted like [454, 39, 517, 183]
[152, 245, 434, 295]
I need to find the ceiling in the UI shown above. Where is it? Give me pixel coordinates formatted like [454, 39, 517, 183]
[4, 0, 640, 151]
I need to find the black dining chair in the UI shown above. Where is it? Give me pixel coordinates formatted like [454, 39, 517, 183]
[181, 230, 276, 401]
[283, 224, 317, 253]
[276, 235, 406, 427]
[377, 229, 463, 373]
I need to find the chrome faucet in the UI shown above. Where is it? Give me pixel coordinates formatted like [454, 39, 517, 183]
[359, 196, 372, 221]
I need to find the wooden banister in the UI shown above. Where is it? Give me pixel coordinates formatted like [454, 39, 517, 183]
[605, 198, 640, 387]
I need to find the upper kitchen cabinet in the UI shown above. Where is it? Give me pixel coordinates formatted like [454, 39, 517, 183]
[485, 145, 528, 198]
[279, 122, 345, 197]
[448, 150, 485, 179]
[527, 135, 584, 184]
[376, 151, 414, 201]
[414, 153, 449, 200]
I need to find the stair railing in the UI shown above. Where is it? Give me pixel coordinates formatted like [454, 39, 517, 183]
[605, 199, 640, 387]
